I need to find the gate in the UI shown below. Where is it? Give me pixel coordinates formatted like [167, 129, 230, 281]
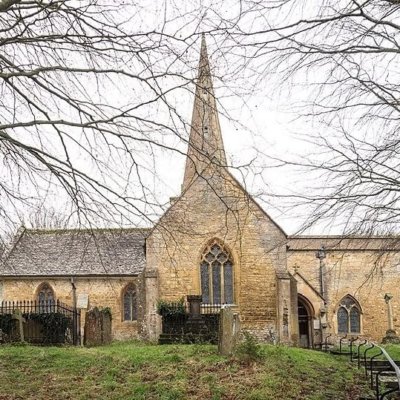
[158, 298, 221, 344]
[0, 300, 80, 345]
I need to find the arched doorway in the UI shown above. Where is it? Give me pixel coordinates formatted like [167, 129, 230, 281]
[298, 295, 314, 348]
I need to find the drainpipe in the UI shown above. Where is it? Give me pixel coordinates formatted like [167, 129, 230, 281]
[70, 277, 78, 345]
[315, 245, 326, 301]
[315, 245, 327, 347]
[70, 277, 77, 309]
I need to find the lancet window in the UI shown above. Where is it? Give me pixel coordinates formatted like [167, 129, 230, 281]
[337, 295, 361, 334]
[123, 283, 137, 321]
[200, 241, 234, 305]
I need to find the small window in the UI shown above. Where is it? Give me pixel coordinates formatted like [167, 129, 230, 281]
[337, 295, 361, 334]
[37, 283, 55, 313]
[123, 284, 137, 321]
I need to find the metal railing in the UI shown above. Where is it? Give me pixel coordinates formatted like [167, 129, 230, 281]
[0, 300, 80, 345]
[330, 337, 400, 400]
[159, 300, 221, 343]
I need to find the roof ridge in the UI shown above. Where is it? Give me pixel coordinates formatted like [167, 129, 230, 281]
[288, 235, 400, 239]
[24, 227, 152, 234]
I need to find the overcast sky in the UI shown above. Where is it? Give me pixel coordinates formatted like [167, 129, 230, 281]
[4, 0, 390, 238]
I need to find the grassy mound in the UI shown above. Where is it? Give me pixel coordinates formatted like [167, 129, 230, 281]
[0, 342, 372, 399]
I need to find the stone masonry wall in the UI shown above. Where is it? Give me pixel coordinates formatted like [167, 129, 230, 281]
[288, 249, 400, 342]
[0, 277, 141, 341]
[146, 167, 289, 342]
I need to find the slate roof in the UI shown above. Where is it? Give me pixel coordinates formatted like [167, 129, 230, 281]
[0, 228, 150, 277]
[287, 235, 400, 251]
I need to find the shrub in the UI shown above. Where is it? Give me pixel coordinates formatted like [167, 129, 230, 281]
[235, 331, 264, 364]
[156, 298, 186, 317]
[24, 312, 71, 343]
[0, 314, 13, 335]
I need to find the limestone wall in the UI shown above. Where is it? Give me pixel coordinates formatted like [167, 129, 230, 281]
[146, 168, 289, 342]
[288, 248, 400, 342]
[0, 276, 141, 341]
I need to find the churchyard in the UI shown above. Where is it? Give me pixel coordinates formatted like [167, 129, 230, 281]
[1, 341, 396, 400]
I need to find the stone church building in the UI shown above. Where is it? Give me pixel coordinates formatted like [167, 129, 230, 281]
[1, 37, 399, 347]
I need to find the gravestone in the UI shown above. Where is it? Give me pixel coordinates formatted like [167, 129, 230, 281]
[84, 307, 112, 346]
[218, 306, 240, 356]
[11, 309, 25, 342]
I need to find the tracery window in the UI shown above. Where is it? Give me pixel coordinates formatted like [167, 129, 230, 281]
[37, 283, 55, 303]
[123, 283, 137, 321]
[37, 283, 55, 313]
[337, 295, 361, 334]
[200, 241, 234, 304]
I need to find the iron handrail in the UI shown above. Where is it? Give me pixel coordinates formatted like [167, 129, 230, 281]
[360, 340, 400, 397]
[356, 339, 367, 368]
[378, 346, 400, 390]
[349, 336, 359, 362]
[364, 343, 377, 379]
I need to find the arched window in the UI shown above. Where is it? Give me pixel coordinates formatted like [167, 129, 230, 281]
[37, 283, 55, 313]
[123, 284, 137, 321]
[37, 283, 55, 303]
[200, 241, 234, 304]
[337, 295, 361, 334]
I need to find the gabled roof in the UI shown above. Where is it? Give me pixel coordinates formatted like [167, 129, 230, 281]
[1, 228, 150, 277]
[287, 235, 400, 251]
[293, 271, 325, 301]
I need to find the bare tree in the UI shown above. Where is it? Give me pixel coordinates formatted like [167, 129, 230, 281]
[210, 0, 400, 234]
[0, 0, 229, 237]
[4, 0, 397, 238]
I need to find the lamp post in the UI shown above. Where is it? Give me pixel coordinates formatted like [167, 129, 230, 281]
[315, 245, 326, 301]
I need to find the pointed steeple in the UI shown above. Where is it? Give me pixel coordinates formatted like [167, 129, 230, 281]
[182, 35, 227, 190]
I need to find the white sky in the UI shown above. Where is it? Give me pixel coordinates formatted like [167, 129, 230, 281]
[4, 0, 392, 238]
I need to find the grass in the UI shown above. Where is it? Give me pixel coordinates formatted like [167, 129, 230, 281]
[0, 341, 378, 400]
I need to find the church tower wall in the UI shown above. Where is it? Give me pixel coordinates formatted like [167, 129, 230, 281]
[146, 169, 288, 341]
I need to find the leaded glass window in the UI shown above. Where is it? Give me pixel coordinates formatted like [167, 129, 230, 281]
[123, 284, 137, 321]
[37, 283, 54, 303]
[337, 307, 348, 334]
[337, 295, 361, 334]
[37, 283, 55, 313]
[350, 308, 360, 333]
[200, 241, 234, 304]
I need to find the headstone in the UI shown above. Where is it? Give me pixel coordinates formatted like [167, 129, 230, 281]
[84, 307, 112, 346]
[218, 306, 240, 356]
[11, 309, 25, 342]
[187, 295, 202, 317]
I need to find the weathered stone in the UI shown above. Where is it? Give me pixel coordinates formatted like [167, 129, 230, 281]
[219, 307, 240, 356]
[382, 329, 400, 344]
[11, 309, 25, 342]
[84, 307, 112, 346]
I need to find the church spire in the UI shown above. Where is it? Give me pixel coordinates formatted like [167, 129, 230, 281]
[182, 35, 227, 191]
